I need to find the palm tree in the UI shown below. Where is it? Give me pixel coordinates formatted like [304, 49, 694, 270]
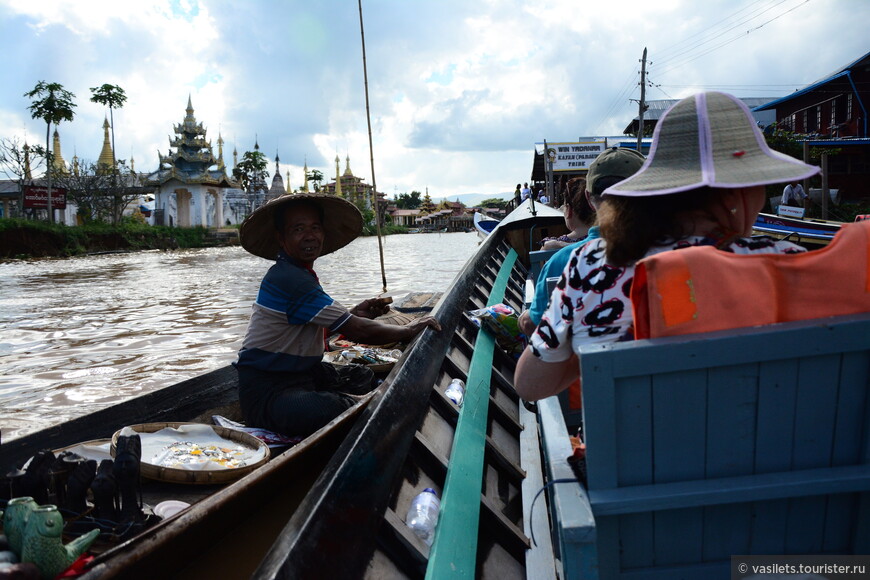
[89, 84, 127, 170]
[24, 81, 76, 222]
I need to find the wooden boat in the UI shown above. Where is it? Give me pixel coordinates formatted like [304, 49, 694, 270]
[473, 210, 500, 239]
[0, 365, 371, 579]
[752, 212, 843, 250]
[252, 199, 567, 578]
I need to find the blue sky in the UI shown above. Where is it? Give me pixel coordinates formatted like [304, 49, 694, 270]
[1, 0, 866, 199]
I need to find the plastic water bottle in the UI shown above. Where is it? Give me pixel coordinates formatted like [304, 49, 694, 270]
[405, 488, 440, 546]
[444, 378, 465, 407]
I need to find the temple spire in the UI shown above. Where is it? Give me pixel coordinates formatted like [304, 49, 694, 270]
[23, 142, 32, 180]
[335, 153, 342, 196]
[97, 116, 114, 173]
[52, 129, 68, 174]
[286, 170, 291, 193]
[302, 157, 309, 192]
[344, 153, 353, 176]
[217, 133, 225, 169]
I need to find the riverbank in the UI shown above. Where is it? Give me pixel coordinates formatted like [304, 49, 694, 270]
[0, 219, 410, 259]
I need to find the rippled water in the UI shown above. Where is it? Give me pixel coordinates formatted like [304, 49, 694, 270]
[0, 232, 480, 440]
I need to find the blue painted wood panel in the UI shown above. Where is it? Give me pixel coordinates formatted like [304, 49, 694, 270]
[545, 313, 870, 579]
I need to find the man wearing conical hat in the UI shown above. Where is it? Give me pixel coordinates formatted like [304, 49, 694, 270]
[235, 194, 441, 437]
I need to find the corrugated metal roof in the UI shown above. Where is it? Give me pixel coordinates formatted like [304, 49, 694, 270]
[753, 51, 870, 112]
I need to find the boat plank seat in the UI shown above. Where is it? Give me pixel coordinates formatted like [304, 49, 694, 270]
[541, 222, 870, 578]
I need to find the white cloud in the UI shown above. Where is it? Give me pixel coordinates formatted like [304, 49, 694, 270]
[2, 0, 867, 199]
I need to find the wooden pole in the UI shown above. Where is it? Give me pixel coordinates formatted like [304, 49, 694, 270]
[637, 47, 647, 153]
[821, 152, 829, 220]
[358, 0, 388, 293]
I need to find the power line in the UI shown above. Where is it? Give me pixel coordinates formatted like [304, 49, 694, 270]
[654, 0, 813, 78]
[653, 0, 786, 62]
[593, 66, 640, 134]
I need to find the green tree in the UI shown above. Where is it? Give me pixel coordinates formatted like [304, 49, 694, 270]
[307, 169, 324, 192]
[395, 190, 421, 209]
[24, 81, 77, 222]
[479, 197, 508, 209]
[89, 84, 127, 170]
[233, 149, 270, 194]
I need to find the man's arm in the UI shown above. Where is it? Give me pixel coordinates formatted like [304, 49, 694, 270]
[338, 314, 441, 345]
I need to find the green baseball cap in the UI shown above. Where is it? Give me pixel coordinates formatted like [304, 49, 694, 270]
[586, 147, 645, 195]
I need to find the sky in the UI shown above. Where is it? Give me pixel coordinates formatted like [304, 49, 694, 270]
[1, 0, 867, 201]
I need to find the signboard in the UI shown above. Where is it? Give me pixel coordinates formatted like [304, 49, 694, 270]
[547, 142, 607, 172]
[23, 186, 68, 210]
[777, 204, 805, 219]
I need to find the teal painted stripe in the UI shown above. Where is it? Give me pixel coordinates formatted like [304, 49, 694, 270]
[426, 248, 518, 579]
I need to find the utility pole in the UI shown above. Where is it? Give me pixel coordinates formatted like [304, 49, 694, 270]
[637, 47, 647, 153]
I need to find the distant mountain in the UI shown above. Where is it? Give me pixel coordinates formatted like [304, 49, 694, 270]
[431, 192, 513, 207]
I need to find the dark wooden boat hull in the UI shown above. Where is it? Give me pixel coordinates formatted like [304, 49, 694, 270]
[253, 212, 559, 578]
[0, 366, 370, 579]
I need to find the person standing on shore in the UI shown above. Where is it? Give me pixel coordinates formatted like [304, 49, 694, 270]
[520, 183, 532, 202]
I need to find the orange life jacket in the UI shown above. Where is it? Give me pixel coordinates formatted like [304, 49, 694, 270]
[631, 221, 870, 339]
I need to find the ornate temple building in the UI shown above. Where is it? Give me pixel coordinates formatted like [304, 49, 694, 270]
[322, 154, 385, 209]
[144, 97, 238, 227]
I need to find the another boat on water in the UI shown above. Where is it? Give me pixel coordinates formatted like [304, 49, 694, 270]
[473, 210, 500, 239]
[752, 212, 843, 250]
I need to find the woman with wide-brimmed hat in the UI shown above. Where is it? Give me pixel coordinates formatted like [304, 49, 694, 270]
[515, 91, 820, 402]
[234, 193, 441, 438]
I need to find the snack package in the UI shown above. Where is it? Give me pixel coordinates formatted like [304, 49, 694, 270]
[468, 304, 526, 356]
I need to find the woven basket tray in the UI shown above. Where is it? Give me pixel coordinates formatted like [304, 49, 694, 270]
[111, 422, 270, 485]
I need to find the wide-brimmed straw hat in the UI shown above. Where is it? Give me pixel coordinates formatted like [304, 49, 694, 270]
[605, 91, 820, 197]
[240, 193, 363, 260]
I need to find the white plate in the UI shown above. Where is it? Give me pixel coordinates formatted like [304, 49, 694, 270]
[153, 500, 190, 519]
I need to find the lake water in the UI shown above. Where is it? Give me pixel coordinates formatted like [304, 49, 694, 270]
[0, 232, 480, 440]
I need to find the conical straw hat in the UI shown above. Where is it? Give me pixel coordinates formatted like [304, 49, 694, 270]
[240, 193, 363, 260]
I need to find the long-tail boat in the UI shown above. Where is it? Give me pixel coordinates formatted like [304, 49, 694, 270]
[752, 211, 843, 249]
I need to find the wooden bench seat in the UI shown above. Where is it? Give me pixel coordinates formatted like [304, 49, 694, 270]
[539, 313, 870, 579]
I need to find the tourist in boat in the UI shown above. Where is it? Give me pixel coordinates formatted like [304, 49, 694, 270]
[234, 194, 441, 437]
[518, 148, 645, 337]
[514, 91, 820, 402]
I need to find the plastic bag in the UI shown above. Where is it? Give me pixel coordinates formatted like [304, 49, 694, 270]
[468, 304, 526, 356]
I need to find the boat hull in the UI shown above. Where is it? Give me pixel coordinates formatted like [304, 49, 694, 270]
[254, 209, 557, 578]
[752, 212, 842, 250]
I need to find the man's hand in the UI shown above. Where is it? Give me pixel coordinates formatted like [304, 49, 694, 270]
[404, 315, 442, 338]
[351, 297, 392, 319]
